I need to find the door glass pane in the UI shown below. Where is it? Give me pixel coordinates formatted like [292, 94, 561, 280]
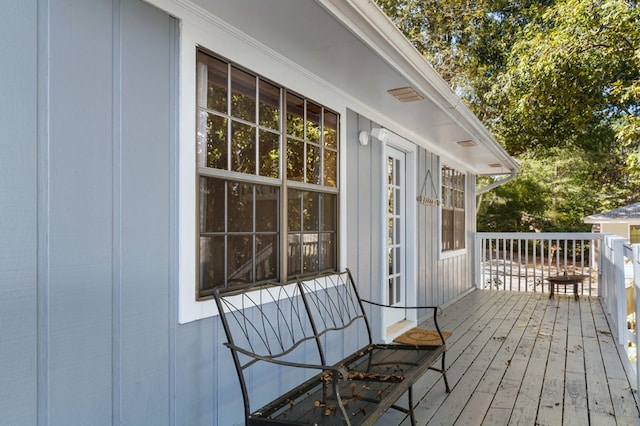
[388, 248, 394, 275]
[388, 278, 394, 307]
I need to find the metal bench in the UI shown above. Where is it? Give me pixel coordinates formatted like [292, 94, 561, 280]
[214, 269, 450, 425]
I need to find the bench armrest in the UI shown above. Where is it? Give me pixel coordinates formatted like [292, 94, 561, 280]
[360, 300, 446, 345]
[224, 342, 349, 378]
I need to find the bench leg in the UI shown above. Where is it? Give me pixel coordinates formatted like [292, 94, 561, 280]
[442, 352, 451, 393]
[408, 385, 416, 425]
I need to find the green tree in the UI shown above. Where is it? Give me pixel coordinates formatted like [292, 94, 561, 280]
[377, 0, 640, 228]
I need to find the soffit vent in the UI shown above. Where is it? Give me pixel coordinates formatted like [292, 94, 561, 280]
[456, 140, 477, 148]
[387, 87, 424, 102]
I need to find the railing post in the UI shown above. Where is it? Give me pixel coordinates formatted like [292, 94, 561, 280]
[608, 236, 628, 345]
[633, 243, 640, 391]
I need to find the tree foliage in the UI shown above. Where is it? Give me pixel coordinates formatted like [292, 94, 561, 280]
[377, 0, 640, 230]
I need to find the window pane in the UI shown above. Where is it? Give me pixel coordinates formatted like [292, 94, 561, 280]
[198, 113, 227, 170]
[258, 129, 279, 178]
[319, 233, 336, 271]
[230, 66, 256, 121]
[200, 236, 225, 293]
[303, 192, 320, 232]
[256, 185, 279, 232]
[288, 189, 302, 231]
[228, 235, 253, 284]
[199, 176, 225, 232]
[286, 93, 304, 138]
[231, 121, 256, 174]
[287, 233, 302, 276]
[321, 193, 336, 231]
[306, 102, 321, 143]
[454, 210, 465, 249]
[197, 52, 227, 112]
[302, 233, 319, 273]
[227, 182, 253, 232]
[259, 79, 280, 130]
[324, 110, 338, 149]
[256, 235, 278, 281]
[287, 138, 304, 182]
[324, 150, 337, 187]
[306, 143, 321, 185]
[442, 208, 453, 251]
[631, 226, 640, 244]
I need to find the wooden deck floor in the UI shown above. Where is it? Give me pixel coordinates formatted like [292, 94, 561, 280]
[376, 290, 640, 425]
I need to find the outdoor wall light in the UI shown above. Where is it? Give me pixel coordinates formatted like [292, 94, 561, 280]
[358, 131, 370, 146]
[370, 127, 389, 143]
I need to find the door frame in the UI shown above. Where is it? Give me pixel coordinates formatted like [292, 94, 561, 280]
[380, 132, 417, 341]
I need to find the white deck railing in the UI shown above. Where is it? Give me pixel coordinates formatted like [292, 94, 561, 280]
[474, 232, 602, 296]
[599, 235, 640, 389]
[475, 232, 640, 388]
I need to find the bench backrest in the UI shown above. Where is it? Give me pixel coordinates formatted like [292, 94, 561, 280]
[213, 269, 372, 417]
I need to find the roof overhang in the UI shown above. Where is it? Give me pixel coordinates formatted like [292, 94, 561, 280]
[155, 0, 520, 176]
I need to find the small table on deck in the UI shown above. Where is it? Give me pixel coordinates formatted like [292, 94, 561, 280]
[546, 274, 588, 300]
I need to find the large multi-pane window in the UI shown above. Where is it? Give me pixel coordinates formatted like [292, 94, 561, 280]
[196, 49, 339, 296]
[441, 166, 465, 251]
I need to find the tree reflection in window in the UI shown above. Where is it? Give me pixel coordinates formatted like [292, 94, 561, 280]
[196, 49, 339, 294]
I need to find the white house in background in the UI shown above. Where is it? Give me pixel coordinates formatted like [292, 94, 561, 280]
[1, 0, 518, 424]
[583, 202, 640, 243]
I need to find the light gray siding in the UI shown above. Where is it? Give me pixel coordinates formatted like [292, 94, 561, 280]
[1, 2, 478, 425]
[1, 0, 177, 424]
[1, 1, 38, 424]
[346, 111, 475, 328]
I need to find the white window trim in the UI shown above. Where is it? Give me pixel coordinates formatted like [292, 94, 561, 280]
[438, 158, 468, 260]
[148, 1, 348, 323]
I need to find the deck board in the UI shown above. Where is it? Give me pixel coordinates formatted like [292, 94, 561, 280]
[374, 290, 640, 425]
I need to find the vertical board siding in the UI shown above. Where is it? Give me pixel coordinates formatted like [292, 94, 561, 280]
[119, 0, 174, 424]
[1, 0, 178, 424]
[0, 1, 38, 424]
[48, 0, 114, 423]
[346, 113, 475, 329]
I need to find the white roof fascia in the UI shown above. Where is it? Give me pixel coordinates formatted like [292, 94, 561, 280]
[317, 0, 520, 175]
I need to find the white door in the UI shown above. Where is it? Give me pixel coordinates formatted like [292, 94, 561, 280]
[385, 146, 407, 327]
